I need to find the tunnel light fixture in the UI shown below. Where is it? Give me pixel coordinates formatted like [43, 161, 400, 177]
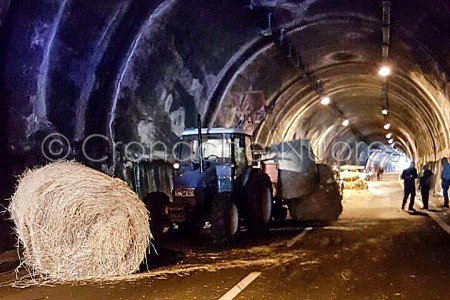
[381, 109, 388, 115]
[384, 123, 391, 130]
[320, 96, 331, 105]
[386, 133, 392, 139]
[342, 119, 350, 127]
[378, 66, 391, 77]
[388, 139, 394, 144]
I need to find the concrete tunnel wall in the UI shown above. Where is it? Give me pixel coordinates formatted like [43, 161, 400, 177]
[0, 0, 449, 202]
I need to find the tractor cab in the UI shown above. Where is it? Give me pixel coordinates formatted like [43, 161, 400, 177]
[168, 128, 272, 243]
[173, 128, 254, 194]
[175, 128, 253, 168]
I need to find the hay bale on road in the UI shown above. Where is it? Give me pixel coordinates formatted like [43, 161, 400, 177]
[9, 161, 151, 282]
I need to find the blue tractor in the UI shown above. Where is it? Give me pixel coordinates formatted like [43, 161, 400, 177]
[169, 127, 273, 243]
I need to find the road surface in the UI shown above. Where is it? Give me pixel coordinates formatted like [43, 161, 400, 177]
[0, 174, 449, 299]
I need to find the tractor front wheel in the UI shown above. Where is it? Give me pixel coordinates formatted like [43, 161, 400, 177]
[210, 192, 239, 244]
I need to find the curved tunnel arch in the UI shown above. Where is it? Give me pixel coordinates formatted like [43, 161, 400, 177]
[280, 80, 442, 157]
[207, 13, 450, 165]
[1, 0, 449, 176]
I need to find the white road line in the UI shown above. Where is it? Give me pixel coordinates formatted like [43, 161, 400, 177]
[286, 227, 313, 248]
[219, 272, 261, 300]
[322, 226, 358, 231]
[415, 199, 450, 235]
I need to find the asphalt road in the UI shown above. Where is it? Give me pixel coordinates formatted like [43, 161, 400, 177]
[0, 174, 449, 299]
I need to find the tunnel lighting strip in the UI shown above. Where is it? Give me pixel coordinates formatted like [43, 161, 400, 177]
[382, 1, 391, 60]
[243, 1, 366, 142]
[381, 1, 392, 134]
[269, 16, 357, 133]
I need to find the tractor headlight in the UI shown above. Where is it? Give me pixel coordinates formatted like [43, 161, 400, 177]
[174, 187, 195, 197]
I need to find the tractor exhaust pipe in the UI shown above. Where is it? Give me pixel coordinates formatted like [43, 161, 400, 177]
[197, 114, 204, 173]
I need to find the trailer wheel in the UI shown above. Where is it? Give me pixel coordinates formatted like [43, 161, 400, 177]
[211, 192, 239, 244]
[245, 172, 272, 234]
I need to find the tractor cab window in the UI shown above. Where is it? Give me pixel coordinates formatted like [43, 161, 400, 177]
[245, 136, 253, 165]
[232, 136, 245, 165]
[232, 135, 252, 166]
[177, 134, 231, 162]
[202, 135, 231, 160]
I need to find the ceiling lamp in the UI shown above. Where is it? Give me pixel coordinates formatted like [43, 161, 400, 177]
[386, 133, 392, 139]
[320, 96, 331, 105]
[381, 109, 388, 115]
[378, 66, 391, 77]
[342, 119, 350, 127]
[384, 123, 391, 130]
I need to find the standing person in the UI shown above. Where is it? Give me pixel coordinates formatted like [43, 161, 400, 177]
[419, 164, 433, 210]
[376, 166, 381, 181]
[401, 161, 418, 212]
[440, 158, 450, 208]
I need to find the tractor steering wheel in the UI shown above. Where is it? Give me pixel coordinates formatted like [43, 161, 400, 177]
[205, 154, 219, 161]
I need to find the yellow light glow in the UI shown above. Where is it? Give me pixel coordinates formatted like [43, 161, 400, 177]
[320, 96, 331, 105]
[386, 133, 392, 139]
[379, 66, 391, 77]
[384, 123, 391, 130]
[342, 119, 350, 127]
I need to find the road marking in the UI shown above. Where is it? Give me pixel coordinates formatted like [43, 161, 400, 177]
[219, 272, 261, 300]
[286, 227, 313, 248]
[322, 226, 358, 231]
[415, 199, 450, 235]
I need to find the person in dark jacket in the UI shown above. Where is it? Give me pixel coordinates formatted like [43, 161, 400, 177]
[419, 164, 433, 210]
[401, 161, 418, 212]
[440, 157, 450, 208]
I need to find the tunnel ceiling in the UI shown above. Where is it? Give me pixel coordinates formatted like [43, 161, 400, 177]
[213, 0, 450, 163]
[1, 0, 449, 171]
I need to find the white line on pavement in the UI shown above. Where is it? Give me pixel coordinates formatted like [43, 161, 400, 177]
[286, 227, 313, 248]
[219, 272, 261, 300]
[322, 226, 358, 231]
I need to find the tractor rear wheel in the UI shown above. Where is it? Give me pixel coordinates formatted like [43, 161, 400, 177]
[211, 192, 239, 244]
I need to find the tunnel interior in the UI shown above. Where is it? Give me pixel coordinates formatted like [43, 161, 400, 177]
[0, 0, 449, 247]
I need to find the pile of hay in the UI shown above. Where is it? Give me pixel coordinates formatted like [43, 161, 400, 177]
[343, 180, 368, 190]
[341, 171, 368, 190]
[9, 161, 151, 282]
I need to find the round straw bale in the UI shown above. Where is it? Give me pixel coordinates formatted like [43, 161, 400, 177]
[9, 161, 151, 281]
